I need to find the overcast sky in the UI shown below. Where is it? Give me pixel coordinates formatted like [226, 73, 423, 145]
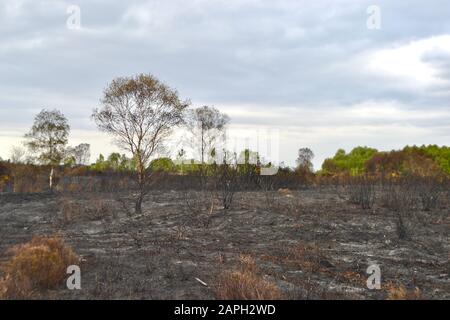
[0, 0, 449, 169]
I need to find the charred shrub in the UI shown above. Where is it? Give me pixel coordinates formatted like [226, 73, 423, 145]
[182, 168, 214, 215]
[57, 194, 119, 225]
[213, 163, 238, 210]
[257, 175, 278, 209]
[345, 175, 376, 210]
[414, 175, 445, 211]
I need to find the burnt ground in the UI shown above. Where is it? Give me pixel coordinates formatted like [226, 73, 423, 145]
[0, 188, 449, 300]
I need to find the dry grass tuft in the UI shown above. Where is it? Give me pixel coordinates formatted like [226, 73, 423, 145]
[238, 254, 258, 273]
[386, 283, 422, 300]
[215, 255, 282, 300]
[339, 270, 365, 286]
[286, 242, 331, 273]
[0, 236, 79, 299]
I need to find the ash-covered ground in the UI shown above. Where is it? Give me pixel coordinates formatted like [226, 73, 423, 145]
[0, 188, 448, 299]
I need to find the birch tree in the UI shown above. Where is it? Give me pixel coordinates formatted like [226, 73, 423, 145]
[92, 73, 189, 214]
[25, 109, 70, 191]
[185, 106, 229, 164]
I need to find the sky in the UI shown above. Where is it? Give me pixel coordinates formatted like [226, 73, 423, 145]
[0, 0, 449, 169]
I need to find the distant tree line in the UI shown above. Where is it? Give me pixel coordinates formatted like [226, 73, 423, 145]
[0, 72, 448, 212]
[320, 145, 450, 177]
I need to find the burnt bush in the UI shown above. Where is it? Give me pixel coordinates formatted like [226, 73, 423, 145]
[379, 174, 450, 240]
[345, 175, 376, 210]
[257, 175, 278, 209]
[381, 174, 448, 212]
[380, 176, 419, 212]
[181, 169, 216, 221]
[414, 176, 446, 211]
[56, 194, 120, 225]
[1, 162, 50, 193]
[213, 163, 239, 210]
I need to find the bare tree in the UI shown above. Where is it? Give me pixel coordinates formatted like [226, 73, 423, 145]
[185, 106, 229, 164]
[24, 109, 70, 191]
[9, 146, 26, 164]
[92, 73, 189, 214]
[296, 148, 314, 173]
[66, 143, 91, 166]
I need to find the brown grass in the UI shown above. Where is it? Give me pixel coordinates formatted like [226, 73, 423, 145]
[286, 242, 331, 273]
[0, 236, 79, 299]
[386, 283, 422, 300]
[339, 270, 365, 286]
[215, 255, 282, 300]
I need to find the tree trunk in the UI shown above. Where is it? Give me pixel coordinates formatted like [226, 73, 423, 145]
[201, 126, 205, 164]
[135, 160, 145, 215]
[49, 167, 54, 192]
[135, 192, 143, 215]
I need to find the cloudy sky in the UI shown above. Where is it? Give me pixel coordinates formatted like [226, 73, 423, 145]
[0, 0, 449, 169]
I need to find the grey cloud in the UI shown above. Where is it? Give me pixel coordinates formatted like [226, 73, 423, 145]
[0, 0, 449, 164]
